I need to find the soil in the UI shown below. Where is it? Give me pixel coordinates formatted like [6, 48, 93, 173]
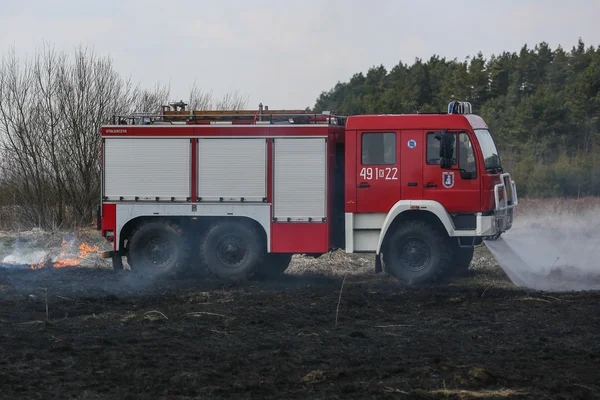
[1, 245, 599, 400]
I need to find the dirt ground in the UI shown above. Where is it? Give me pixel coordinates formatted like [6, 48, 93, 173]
[1, 243, 599, 400]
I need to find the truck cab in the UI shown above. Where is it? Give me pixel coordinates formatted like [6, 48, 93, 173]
[344, 101, 517, 283]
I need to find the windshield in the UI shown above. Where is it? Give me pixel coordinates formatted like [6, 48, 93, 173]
[474, 129, 501, 171]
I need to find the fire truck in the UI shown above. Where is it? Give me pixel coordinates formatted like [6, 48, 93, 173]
[98, 101, 517, 284]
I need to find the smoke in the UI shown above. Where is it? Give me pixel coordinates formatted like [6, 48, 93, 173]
[2, 250, 48, 265]
[485, 208, 600, 291]
[0, 235, 49, 266]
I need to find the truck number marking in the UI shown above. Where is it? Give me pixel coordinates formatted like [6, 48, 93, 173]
[360, 167, 398, 180]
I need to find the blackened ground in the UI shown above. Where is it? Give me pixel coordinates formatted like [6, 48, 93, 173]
[0, 246, 599, 400]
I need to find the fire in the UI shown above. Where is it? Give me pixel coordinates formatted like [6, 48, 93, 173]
[30, 239, 99, 269]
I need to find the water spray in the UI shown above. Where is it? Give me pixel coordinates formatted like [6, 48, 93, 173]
[485, 208, 600, 292]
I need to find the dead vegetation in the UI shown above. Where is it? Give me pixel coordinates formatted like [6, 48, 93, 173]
[514, 196, 600, 217]
[0, 199, 599, 398]
[1, 241, 599, 399]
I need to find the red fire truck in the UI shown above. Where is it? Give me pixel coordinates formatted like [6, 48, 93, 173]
[98, 101, 517, 284]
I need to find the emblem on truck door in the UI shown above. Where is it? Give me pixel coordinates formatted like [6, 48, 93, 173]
[442, 171, 454, 188]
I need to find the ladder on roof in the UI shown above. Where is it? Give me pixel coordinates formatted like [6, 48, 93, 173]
[112, 102, 343, 125]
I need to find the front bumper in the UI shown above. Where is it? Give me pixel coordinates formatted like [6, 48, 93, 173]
[453, 173, 517, 239]
[475, 208, 514, 239]
[486, 173, 518, 238]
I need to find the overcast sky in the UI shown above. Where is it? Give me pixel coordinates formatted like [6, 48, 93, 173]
[1, 0, 598, 109]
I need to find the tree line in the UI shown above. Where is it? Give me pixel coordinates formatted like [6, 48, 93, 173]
[313, 39, 600, 199]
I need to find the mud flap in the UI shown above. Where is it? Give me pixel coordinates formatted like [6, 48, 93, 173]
[375, 253, 382, 273]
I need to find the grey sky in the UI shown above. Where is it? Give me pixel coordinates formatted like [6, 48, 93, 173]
[1, 0, 598, 109]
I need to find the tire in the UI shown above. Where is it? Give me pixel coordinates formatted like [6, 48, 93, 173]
[382, 220, 452, 285]
[198, 220, 265, 280]
[252, 253, 293, 279]
[127, 221, 191, 278]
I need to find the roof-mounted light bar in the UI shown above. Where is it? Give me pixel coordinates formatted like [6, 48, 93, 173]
[448, 101, 473, 115]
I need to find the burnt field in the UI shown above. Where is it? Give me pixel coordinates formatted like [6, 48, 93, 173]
[1, 244, 599, 400]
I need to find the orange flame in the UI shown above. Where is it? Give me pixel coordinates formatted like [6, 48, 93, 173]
[30, 240, 99, 269]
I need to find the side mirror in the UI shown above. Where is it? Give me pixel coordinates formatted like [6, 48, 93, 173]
[439, 130, 455, 169]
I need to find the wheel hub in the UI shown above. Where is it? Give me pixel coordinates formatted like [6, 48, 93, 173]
[216, 235, 248, 268]
[399, 238, 431, 272]
[143, 235, 174, 267]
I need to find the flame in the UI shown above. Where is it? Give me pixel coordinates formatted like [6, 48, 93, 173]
[79, 243, 99, 257]
[30, 239, 99, 269]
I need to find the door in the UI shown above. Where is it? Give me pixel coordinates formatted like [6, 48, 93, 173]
[400, 130, 423, 200]
[422, 130, 480, 213]
[355, 131, 401, 213]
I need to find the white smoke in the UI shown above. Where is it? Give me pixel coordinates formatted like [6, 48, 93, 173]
[0, 230, 63, 267]
[485, 208, 600, 291]
[2, 250, 48, 265]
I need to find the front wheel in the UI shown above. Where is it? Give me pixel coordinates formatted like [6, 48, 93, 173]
[382, 220, 452, 285]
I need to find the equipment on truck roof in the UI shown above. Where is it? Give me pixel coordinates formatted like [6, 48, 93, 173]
[114, 102, 343, 126]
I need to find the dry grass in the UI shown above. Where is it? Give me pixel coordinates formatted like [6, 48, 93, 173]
[514, 196, 600, 217]
[286, 250, 374, 277]
[417, 388, 528, 399]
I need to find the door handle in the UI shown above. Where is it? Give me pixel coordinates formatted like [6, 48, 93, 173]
[357, 182, 371, 189]
[423, 183, 437, 188]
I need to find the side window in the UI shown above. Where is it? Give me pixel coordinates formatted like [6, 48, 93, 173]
[426, 131, 456, 165]
[458, 132, 477, 179]
[361, 132, 396, 165]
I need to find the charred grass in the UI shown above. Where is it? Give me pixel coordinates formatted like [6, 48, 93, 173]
[1, 244, 599, 399]
[1, 198, 599, 399]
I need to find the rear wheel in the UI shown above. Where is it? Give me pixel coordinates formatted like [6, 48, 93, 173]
[382, 220, 452, 285]
[253, 253, 293, 279]
[127, 221, 191, 277]
[198, 220, 265, 280]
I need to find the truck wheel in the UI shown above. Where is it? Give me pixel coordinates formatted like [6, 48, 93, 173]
[252, 253, 293, 279]
[198, 220, 265, 280]
[127, 221, 190, 277]
[382, 220, 452, 285]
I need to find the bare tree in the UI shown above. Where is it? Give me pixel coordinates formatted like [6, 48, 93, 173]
[0, 47, 55, 228]
[0, 43, 250, 230]
[188, 81, 249, 111]
[213, 90, 249, 110]
[188, 82, 214, 110]
[131, 82, 171, 114]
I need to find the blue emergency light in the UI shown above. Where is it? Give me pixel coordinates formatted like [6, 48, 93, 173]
[448, 101, 472, 115]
